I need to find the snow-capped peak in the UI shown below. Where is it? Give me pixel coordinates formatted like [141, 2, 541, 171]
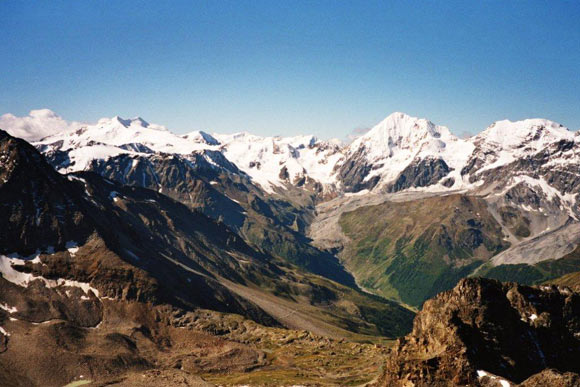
[128, 116, 151, 128]
[210, 132, 344, 193]
[468, 118, 575, 173]
[340, 112, 473, 190]
[475, 118, 573, 149]
[182, 130, 221, 146]
[96, 116, 168, 132]
[35, 115, 220, 173]
[349, 112, 455, 159]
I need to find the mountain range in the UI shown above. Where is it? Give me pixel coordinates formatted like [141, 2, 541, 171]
[28, 111, 580, 302]
[28, 111, 579, 210]
[1, 109, 580, 385]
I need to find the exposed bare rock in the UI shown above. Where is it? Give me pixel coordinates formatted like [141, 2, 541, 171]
[520, 369, 580, 387]
[387, 157, 452, 192]
[378, 277, 580, 386]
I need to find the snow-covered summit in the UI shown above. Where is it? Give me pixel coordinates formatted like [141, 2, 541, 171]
[349, 112, 453, 158]
[38, 115, 214, 154]
[182, 130, 221, 146]
[474, 118, 573, 149]
[340, 112, 474, 190]
[35, 115, 222, 173]
[467, 118, 576, 173]
[97, 116, 167, 131]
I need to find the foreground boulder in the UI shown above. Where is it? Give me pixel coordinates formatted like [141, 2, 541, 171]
[379, 277, 580, 386]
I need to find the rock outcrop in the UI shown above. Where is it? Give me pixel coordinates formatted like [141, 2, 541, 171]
[379, 277, 580, 386]
[387, 157, 452, 192]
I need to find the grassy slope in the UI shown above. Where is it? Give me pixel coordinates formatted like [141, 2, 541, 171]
[222, 261, 415, 340]
[339, 194, 509, 307]
[548, 270, 580, 287]
[479, 244, 580, 286]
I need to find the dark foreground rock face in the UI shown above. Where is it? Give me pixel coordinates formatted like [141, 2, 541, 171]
[379, 277, 580, 386]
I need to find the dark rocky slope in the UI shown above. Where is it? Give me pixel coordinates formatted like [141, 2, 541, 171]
[387, 157, 452, 192]
[0, 129, 279, 322]
[51, 148, 356, 287]
[378, 277, 580, 386]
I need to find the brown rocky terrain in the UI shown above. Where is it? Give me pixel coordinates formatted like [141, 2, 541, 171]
[0, 298, 391, 386]
[377, 277, 580, 386]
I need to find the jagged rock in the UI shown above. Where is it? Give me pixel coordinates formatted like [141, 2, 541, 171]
[378, 277, 580, 386]
[279, 165, 289, 180]
[387, 158, 452, 192]
[520, 369, 580, 387]
[335, 146, 381, 192]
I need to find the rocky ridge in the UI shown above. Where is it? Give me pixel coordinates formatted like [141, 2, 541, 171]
[378, 277, 580, 386]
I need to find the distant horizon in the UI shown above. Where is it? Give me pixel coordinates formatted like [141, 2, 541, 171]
[2, 1, 579, 139]
[1, 107, 577, 144]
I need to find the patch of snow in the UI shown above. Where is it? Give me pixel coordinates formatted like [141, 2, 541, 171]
[109, 191, 120, 202]
[26, 251, 43, 264]
[66, 241, 80, 256]
[344, 189, 370, 197]
[227, 196, 241, 204]
[529, 313, 538, 321]
[0, 255, 99, 297]
[182, 130, 220, 145]
[0, 303, 18, 313]
[477, 370, 510, 386]
[559, 287, 572, 295]
[0, 326, 10, 336]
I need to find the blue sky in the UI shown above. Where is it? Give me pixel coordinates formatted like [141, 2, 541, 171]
[1, 1, 579, 138]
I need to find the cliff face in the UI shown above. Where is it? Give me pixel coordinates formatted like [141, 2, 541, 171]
[379, 277, 580, 386]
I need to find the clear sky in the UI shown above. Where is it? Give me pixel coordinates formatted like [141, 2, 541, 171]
[1, 0, 579, 139]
